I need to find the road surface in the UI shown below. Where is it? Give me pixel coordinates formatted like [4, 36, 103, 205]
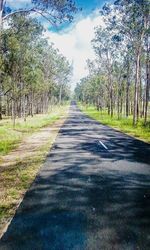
[0, 104, 150, 250]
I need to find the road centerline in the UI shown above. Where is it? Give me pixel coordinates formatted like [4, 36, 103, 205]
[98, 140, 108, 150]
[1, 104, 150, 250]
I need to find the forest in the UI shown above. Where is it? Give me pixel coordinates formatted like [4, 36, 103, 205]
[0, 0, 74, 126]
[75, 0, 150, 127]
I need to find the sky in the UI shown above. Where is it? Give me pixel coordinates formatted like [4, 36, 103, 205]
[6, 0, 109, 89]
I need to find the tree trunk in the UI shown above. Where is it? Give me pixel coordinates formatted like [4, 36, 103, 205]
[0, 0, 4, 120]
[107, 90, 110, 115]
[126, 82, 130, 117]
[12, 98, 16, 128]
[144, 36, 150, 125]
[120, 93, 123, 115]
[117, 86, 120, 120]
[133, 48, 141, 126]
[31, 91, 34, 117]
[126, 61, 130, 117]
[59, 85, 62, 105]
[110, 84, 113, 117]
[0, 95, 2, 120]
[107, 74, 113, 117]
[139, 59, 143, 118]
[23, 94, 26, 122]
[142, 90, 145, 117]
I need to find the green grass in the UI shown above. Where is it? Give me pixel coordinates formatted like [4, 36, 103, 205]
[0, 105, 68, 156]
[0, 106, 68, 235]
[0, 144, 53, 233]
[79, 104, 150, 143]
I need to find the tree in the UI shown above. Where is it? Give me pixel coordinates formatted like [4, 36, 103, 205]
[1, 14, 72, 125]
[0, 0, 77, 24]
[113, 0, 150, 125]
[75, 0, 150, 127]
[0, 0, 77, 119]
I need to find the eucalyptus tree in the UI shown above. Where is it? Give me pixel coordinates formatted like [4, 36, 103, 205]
[1, 15, 43, 124]
[0, 0, 77, 25]
[92, 26, 118, 116]
[39, 43, 72, 108]
[111, 0, 150, 125]
[55, 55, 72, 104]
[77, 0, 149, 126]
[1, 14, 72, 125]
[0, 0, 77, 119]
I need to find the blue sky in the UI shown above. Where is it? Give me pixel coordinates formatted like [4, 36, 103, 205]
[76, 0, 104, 14]
[49, 0, 106, 32]
[6, 0, 105, 14]
[7, 0, 107, 30]
[6, 0, 111, 88]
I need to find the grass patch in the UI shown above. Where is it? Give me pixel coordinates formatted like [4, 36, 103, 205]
[0, 105, 68, 156]
[0, 149, 48, 232]
[0, 107, 68, 235]
[79, 104, 150, 143]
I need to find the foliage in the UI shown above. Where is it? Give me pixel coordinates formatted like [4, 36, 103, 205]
[0, 14, 72, 124]
[75, 0, 150, 127]
[2, 0, 78, 24]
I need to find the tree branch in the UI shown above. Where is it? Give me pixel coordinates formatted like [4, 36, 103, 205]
[2, 8, 35, 20]
[2, 8, 56, 26]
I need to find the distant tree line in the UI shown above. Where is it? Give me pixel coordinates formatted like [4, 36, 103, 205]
[75, 0, 150, 126]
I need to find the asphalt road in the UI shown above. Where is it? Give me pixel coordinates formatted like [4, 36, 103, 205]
[0, 104, 150, 250]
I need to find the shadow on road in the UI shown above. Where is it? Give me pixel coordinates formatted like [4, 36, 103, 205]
[1, 105, 150, 250]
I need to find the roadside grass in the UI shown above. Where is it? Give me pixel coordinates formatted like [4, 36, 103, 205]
[0, 105, 69, 236]
[0, 105, 68, 156]
[0, 143, 54, 235]
[79, 104, 150, 143]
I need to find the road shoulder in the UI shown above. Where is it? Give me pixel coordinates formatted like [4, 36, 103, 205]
[0, 116, 66, 238]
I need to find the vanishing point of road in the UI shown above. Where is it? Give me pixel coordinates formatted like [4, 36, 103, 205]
[0, 103, 150, 250]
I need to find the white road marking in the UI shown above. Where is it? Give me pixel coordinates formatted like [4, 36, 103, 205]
[98, 140, 108, 150]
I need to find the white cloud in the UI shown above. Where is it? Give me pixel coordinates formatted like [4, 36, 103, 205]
[44, 11, 104, 89]
[6, 1, 104, 89]
[7, 0, 31, 9]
